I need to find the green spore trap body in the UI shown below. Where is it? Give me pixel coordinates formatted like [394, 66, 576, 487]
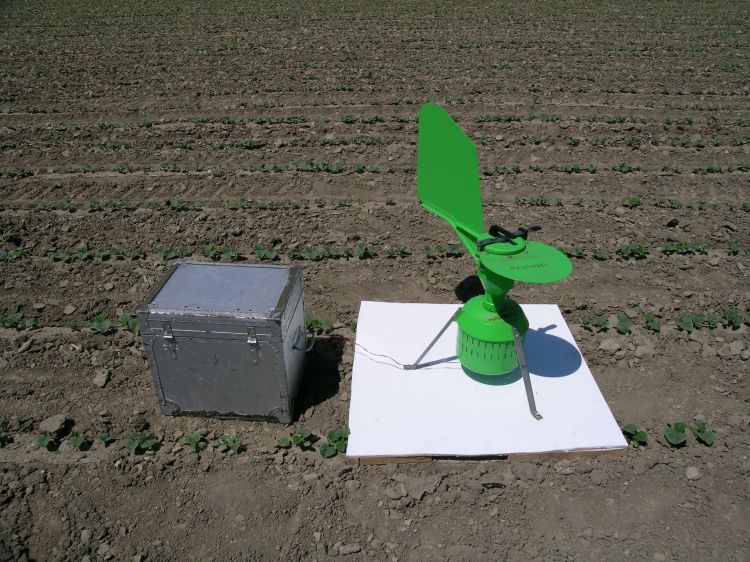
[416, 103, 572, 376]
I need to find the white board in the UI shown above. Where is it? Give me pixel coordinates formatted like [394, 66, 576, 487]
[347, 301, 627, 458]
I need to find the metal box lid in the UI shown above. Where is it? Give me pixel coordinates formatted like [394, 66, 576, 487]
[141, 260, 300, 319]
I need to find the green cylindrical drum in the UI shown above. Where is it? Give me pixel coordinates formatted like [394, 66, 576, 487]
[456, 296, 529, 375]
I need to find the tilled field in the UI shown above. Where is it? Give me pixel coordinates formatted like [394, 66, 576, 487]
[1, 1, 749, 561]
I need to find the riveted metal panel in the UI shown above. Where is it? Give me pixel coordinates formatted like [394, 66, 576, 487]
[137, 260, 306, 424]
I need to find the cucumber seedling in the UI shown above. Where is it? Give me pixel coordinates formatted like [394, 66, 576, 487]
[644, 313, 662, 333]
[690, 423, 715, 447]
[68, 433, 88, 450]
[124, 431, 158, 455]
[306, 312, 333, 334]
[622, 424, 648, 447]
[254, 244, 279, 261]
[354, 242, 376, 259]
[592, 248, 610, 261]
[277, 427, 316, 450]
[319, 428, 350, 459]
[664, 422, 688, 448]
[214, 435, 242, 454]
[36, 432, 56, 451]
[97, 432, 113, 447]
[156, 245, 190, 260]
[89, 315, 114, 335]
[616, 314, 632, 335]
[118, 314, 140, 335]
[184, 432, 208, 454]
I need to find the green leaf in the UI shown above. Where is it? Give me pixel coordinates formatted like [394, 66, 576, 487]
[184, 432, 207, 454]
[676, 316, 694, 333]
[622, 424, 638, 437]
[690, 423, 706, 434]
[673, 422, 687, 433]
[644, 313, 661, 333]
[616, 313, 632, 335]
[68, 433, 86, 450]
[36, 431, 55, 450]
[665, 426, 687, 447]
[695, 430, 715, 447]
[633, 431, 648, 447]
[319, 442, 338, 458]
[89, 315, 113, 335]
[276, 436, 291, 449]
[97, 431, 112, 446]
[125, 431, 158, 454]
[215, 435, 241, 454]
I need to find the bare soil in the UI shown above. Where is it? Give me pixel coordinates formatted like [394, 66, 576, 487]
[1, 1, 748, 561]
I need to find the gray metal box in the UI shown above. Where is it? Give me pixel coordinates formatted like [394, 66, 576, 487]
[137, 260, 306, 424]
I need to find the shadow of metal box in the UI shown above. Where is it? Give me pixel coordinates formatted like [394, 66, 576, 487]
[136, 260, 307, 424]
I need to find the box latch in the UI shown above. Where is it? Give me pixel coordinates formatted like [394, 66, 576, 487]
[163, 322, 174, 340]
[247, 327, 258, 364]
[162, 321, 177, 358]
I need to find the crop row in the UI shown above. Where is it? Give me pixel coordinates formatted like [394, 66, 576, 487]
[4, 112, 750, 135]
[2, 196, 749, 216]
[4, 161, 750, 180]
[2, 238, 748, 268]
[581, 308, 750, 334]
[3, 305, 748, 345]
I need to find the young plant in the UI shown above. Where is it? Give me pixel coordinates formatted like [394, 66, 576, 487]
[592, 249, 609, 261]
[68, 433, 87, 450]
[617, 244, 649, 260]
[306, 312, 333, 334]
[124, 431, 158, 455]
[664, 422, 688, 448]
[622, 424, 648, 447]
[0, 313, 23, 330]
[89, 315, 114, 335]
[118, 314, 140, 335]
[221, 246, 242, 262]
[676, 315, 695, 333]
[385, 244, 409, 258]
[581, 313, 608, 333]
[354, 242, 376, 259]
[276, 436, 292, 449]
[300, 246, 324, 261]
[202, 244, 221, 261]
[291, 427, 314, 449]
[0, 249, 27, 262]
[622, 196, 642, 208]
[319, 428, 349, 458]
[722, 308, 745, 330]
[690, 423, 715, 447]
[36, 432, 58, 450]
[254, 244, 279, 261]
[214, 435, 242, 454]
[616, 314, 632, 335]
[644, 313, 662, 333]
[156, 245, 189, 260]
[184, 432, 207, 454]
[97, 432, 113, 447]
[226, 197, 249, 210]
[164, 199, 197, 211]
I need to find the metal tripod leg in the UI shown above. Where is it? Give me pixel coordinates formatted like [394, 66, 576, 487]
[403, 307, 461, 370]
[512, 327, 543, 420]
